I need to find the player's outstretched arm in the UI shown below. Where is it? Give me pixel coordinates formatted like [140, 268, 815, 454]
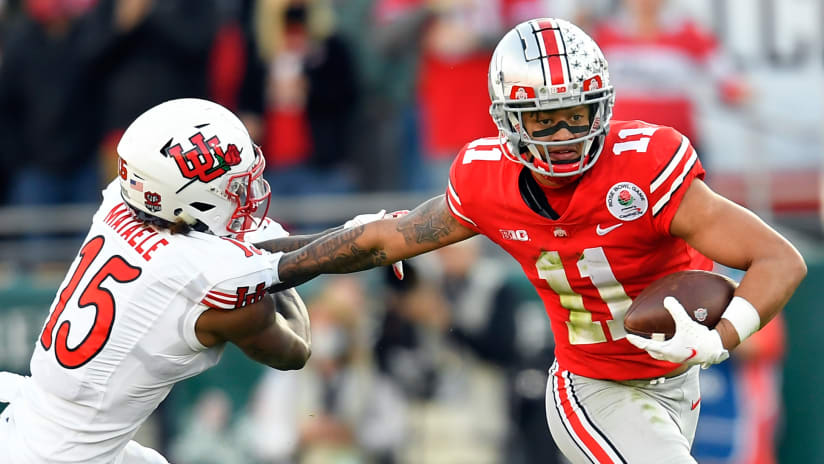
[254, 211, 407, 280]
[255, 226, 344, 253]
[268, 195, 477, 291]
[195, 288, 311, 370]
[670, 179, 807, 349]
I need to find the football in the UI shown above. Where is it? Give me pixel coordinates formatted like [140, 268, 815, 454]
[624, 270, 738, 340]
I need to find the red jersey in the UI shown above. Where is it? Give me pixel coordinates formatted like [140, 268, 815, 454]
[446, 120, 712, 380]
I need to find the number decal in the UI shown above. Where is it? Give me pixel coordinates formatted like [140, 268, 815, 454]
[40, 236, 142, 368]
[462, 139, 502, 164]
[612, 127, 659, 155]
[41, 237, 104, 351]
[536, 247, 631, 345]
[576, 248, 631, 341]
[118, 158, 128, 180]
[536, 250, 604, 344]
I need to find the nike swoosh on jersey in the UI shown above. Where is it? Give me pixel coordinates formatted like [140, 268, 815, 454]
[685, 348, 697, 361]
[691, 397, 701, 410]
[595, 223, 623, 235]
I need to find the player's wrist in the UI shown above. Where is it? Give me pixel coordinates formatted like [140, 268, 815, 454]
[721, 296, 761, 345]
[713, 318, 740, 350]
[268, 251, 284, 284]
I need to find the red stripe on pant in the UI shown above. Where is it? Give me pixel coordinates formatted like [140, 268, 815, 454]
[555, 369, 617, 463]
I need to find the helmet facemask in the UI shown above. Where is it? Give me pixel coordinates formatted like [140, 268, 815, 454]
[224, 146, 271, 234]
[497, 87, 613, 177]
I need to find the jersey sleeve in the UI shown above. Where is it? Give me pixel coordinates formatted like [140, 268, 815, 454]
[645, 126, 706, 235]
[444, 140, 489, 233]
[201, 269, 274, 310]
[199, 239, 278, 310]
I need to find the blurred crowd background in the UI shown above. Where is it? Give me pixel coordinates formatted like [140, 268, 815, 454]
[0, 0, 821, 463]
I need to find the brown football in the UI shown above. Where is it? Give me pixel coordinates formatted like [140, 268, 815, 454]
[624, 270, 738, 340]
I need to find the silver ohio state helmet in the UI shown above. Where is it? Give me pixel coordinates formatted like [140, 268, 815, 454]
[488, 18, 615, 177]
[117, 98, 271, 236]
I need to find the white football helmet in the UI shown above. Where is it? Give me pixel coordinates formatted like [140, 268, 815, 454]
[117, 98, 271, 236]
[488, 18, 615, 177]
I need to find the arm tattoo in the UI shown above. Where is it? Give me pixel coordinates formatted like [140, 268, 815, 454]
[268, 195, 465, 292]
[271, 226, 388, 290]
[397, 195, 458, 245]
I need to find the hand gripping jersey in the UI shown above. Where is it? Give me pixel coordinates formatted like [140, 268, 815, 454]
[6, 181, 283, 463]
[446, 120, 712, 380]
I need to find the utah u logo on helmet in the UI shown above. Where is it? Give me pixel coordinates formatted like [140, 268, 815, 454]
[165, 132, 243, 185]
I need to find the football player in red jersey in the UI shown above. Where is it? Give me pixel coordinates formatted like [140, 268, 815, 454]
[256, 18, 806, 463]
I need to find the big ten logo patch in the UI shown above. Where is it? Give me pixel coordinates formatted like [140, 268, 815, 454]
[500, 229, 530, 241]
[235, 283, 266, 308]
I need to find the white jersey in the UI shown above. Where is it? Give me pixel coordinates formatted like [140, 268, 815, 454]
[3, 181, 283, 463]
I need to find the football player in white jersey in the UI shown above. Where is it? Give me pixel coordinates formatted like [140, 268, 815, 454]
[0, 99, 313, 464]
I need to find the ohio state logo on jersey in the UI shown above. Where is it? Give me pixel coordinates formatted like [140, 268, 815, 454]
[165, 132, 242, 185]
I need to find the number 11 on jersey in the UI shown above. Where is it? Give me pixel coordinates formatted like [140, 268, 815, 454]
[536, 247, 631, 345]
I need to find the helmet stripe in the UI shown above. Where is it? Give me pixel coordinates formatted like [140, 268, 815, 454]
[535, 19, 568, 87]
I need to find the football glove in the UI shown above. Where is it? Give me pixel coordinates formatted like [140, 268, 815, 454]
[344, 209, 409, 280]
[626, 296, 729, 369]
[236, 217, 289, 243]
